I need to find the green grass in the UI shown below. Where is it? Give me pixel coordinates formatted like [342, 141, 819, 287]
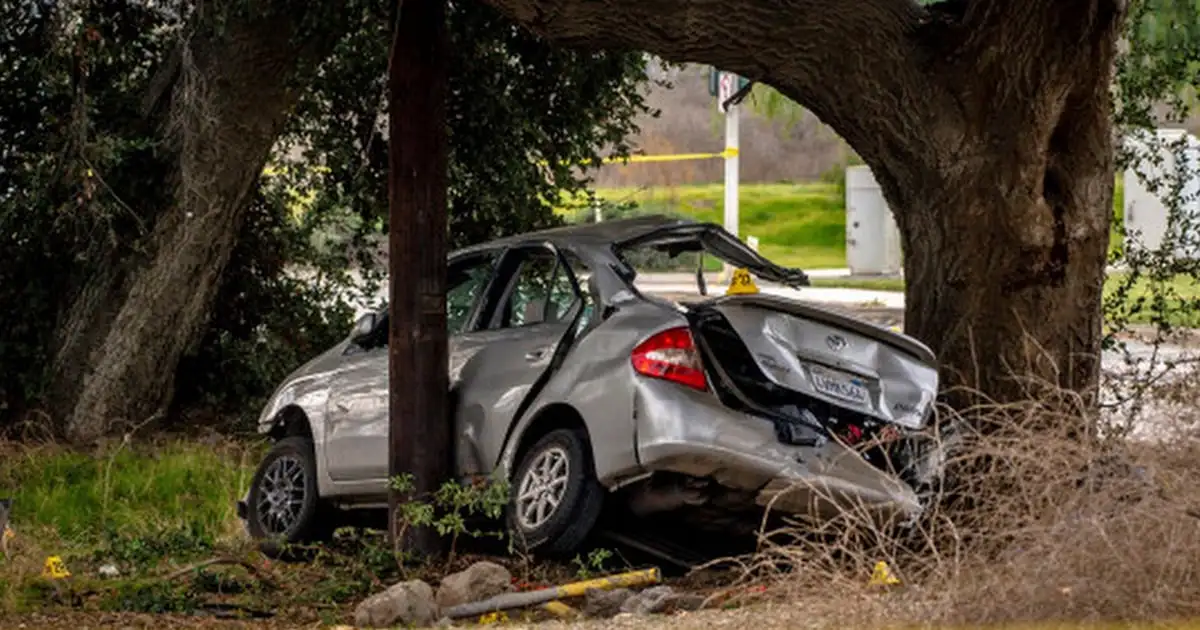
[1104, 272, 1200, 328]
[0, 440, 266, 611]
[576, 182, 848, 269]
[577, 178, 1127, 271]
[0, 440, 258, 547]
[809, 273, 1200, 327]
[810, 276, 906, 292]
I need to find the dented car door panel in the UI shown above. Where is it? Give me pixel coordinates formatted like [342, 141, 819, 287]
[495, 306, 658, 485]
[452, 323, 571, 475]
[324, 348, 389, 482]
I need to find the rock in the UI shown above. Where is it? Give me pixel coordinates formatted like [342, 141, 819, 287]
[583, 587, 635, 617]
[620, 585, 705, 615]
[98, 563, 120, 578]
[436, 561, 513, 609]
[354, 579, 439, 628]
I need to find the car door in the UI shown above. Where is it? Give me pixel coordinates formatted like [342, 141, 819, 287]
[323, 325, 388, 483]
[453, 244, 586, 476]
[324, 250, 501, 484]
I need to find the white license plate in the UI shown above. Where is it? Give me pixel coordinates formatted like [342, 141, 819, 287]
[809, 366, 870, 405]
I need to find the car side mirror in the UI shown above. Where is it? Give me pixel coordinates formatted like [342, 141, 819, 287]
[351, 313, 377, 345]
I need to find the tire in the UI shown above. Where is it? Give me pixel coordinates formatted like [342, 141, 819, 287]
[246, 436, 332, 559]
[507, 427, 604, 555]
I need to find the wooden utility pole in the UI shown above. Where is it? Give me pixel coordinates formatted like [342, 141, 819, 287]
[387, 0, 450, 558]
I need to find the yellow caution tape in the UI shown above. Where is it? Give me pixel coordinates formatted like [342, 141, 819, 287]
[263, 149, 740, 179]
[604, 148, 739, 164]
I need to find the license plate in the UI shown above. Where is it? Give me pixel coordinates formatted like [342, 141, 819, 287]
[809, 365, 870, 405]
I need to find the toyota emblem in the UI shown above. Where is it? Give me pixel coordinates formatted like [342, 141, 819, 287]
[826, 334, 847, 352]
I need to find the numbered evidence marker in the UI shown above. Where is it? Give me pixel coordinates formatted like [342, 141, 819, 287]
[725, 268, 760, 295]
[868, 560, 900, 586]
[43, 555, 71, 579]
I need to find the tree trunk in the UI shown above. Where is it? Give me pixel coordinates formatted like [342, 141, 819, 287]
[50, 2, 348, 443]
[386, 0, 452, 558]
[482, 0, 1124, 411]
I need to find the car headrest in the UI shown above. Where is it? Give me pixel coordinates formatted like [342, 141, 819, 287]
[522, 299, 544, 324]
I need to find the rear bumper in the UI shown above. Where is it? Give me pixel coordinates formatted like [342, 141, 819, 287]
[633, 379, 923, 524]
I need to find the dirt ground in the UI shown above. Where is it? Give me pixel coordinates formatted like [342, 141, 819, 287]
[6, 606, 1197, 630]
[0, 607, 823, 630]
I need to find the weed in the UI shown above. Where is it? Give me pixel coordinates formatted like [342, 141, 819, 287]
[97, 580, 197, 614]
[571, 547, 614, 579]
[389, 473, 511, 563]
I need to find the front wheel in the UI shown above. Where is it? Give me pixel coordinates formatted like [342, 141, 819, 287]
[507, 428, 604, 555]
[246, 436, 331, 558]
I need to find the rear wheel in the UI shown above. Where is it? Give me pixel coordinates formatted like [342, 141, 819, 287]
[246, 436, 333, 559]
[507, 428, 604, 555]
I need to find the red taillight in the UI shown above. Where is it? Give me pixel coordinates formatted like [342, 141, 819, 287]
[631, 326, 707, 391]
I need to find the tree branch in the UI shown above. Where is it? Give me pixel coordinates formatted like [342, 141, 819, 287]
[482, 0, 954, 185]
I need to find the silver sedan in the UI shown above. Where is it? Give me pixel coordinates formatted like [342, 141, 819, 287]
[238, 216, 942, 556]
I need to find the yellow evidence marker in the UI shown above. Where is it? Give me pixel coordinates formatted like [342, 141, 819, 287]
[726, 268, 760, 295]
[43, 555, 71, 579]
[868, 560, 900, 586]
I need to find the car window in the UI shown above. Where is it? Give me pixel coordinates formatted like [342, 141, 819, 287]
[501, 251, 558, 328]
[447, 253, 497, 335]
[551, 252, 590, 325]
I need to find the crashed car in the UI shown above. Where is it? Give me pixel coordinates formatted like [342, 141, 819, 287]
[238, 215, 943, 555]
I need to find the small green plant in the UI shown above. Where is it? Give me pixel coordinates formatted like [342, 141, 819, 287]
[571, 547, 614, 580]
[388, 473, 511, 563]
[98, 580, 197, 614]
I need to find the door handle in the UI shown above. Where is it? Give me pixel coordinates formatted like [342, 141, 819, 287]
[524, 348, 549, 362]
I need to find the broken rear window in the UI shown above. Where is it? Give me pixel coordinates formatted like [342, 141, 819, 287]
[612, 223, 809, 297]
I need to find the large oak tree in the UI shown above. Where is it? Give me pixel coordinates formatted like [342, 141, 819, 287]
[482, 0, 1126, 407]
[0, 0, 652, 442]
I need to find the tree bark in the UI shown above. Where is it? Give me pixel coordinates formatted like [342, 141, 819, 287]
[482, 0, 1124, 410]
[387, 0, 452, 558]
[50, 1, 348, 443]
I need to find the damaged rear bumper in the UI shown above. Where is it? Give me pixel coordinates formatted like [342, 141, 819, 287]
[633, 379, 924, 524]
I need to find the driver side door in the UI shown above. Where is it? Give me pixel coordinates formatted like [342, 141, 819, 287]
[323, 250, 500, 484]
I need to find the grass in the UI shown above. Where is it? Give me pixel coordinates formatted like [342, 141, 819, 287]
[0, 441, 257, 546]
[811, 273, 1200, 327]
[577, 178, 1127, 273]
[809, 276, 906, 292]
[4, 387, 1200, 625]
[576, 182, 848, 269]
[0, 438, 602, 621]
[576, 180, 1200, 326]
[0, 439, 261, 612]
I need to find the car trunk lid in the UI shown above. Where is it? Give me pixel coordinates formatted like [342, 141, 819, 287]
[691, 294, 938, 429]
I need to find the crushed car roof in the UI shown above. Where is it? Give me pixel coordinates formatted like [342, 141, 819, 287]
[456, 215, 697, 254]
